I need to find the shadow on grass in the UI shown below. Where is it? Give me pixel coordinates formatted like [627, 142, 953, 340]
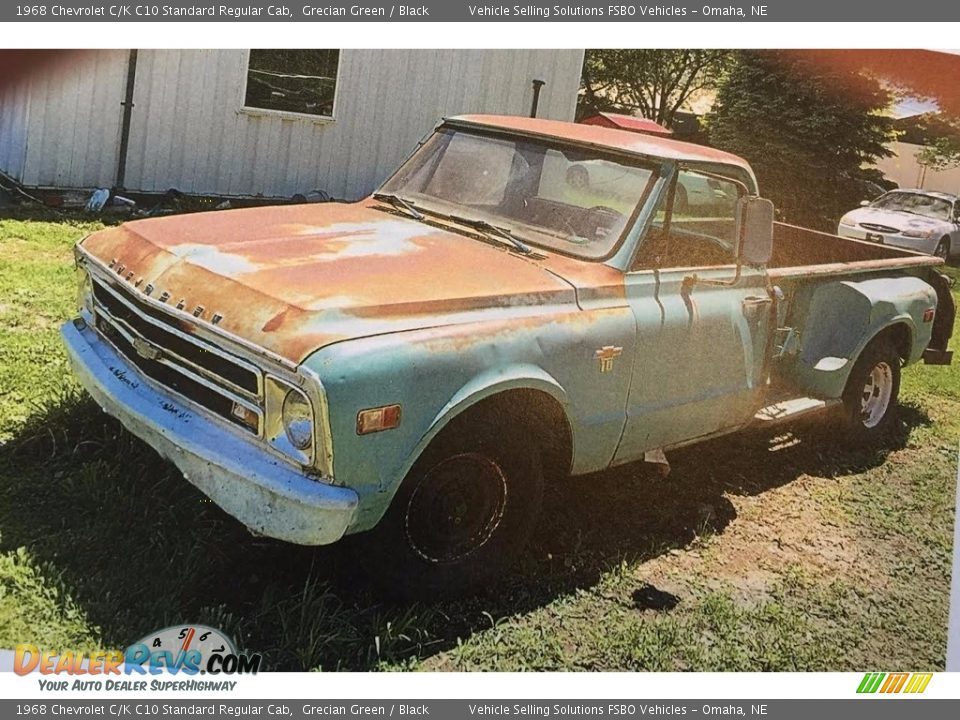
[0, 390, 931, 670]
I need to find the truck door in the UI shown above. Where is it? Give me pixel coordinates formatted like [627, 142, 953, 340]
[613, 169, 772, 464]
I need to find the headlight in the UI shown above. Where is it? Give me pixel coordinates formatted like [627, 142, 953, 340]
[839, 214, 857, 227]
[282, 389, 313, 451]
[902, 228, 936, 239]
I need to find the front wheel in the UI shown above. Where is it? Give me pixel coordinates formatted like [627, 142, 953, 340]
[360, 420, 544, 599]
[934, 238, 950, 261]
[839, 337, 901, 444]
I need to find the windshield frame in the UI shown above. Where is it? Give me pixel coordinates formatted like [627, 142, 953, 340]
[376, 123, 663, 262]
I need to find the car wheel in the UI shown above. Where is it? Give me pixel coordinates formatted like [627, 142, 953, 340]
[934, 238, 950, 261]
[839, 336, 901, 444]
[361, 414, 544, 599]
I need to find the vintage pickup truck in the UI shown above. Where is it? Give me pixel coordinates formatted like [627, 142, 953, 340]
[63, 115, 955, 594]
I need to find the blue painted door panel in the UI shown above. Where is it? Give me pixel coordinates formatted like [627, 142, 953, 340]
[614, 265, 770, 462]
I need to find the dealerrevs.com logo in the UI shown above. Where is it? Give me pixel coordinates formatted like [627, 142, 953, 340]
[14, 625, 262, 678]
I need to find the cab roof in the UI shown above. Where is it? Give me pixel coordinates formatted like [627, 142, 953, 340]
[447, 114, 756, 179]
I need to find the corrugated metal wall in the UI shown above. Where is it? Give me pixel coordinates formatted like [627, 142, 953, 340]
[10, 51, 128, 189]
[2, 49, 584, 200]
[0, 78, 32, 181]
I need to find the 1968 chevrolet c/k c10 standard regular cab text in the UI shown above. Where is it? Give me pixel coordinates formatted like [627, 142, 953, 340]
[62, 115, 955, 595]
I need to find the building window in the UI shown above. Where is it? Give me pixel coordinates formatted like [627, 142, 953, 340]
[244, 50, 340, 118]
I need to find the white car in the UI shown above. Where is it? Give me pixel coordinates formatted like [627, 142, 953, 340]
[838, 189, 960, 260]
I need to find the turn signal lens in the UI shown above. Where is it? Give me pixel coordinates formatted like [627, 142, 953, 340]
[231, 402, 259, 433]
[357, 404, 402, 435]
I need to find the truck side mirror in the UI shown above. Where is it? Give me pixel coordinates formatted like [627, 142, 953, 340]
[739, 196, 775, 266]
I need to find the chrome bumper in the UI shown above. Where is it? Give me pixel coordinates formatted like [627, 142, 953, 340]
[61, 318, 358, 545]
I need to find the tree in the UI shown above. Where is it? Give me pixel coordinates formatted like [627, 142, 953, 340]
[579, 50, 733, 128]
[708, 51, 896, 231]
[915, 137, 960, 189]
[916, 137, 960, 172]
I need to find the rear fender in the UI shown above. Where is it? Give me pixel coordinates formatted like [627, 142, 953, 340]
[787, 276, 935, 399]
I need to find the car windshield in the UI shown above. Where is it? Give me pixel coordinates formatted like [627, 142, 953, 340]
[379, 126, 658, 258]
[872, 191, 952, 221]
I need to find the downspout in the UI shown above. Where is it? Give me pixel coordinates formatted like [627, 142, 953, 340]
[529, 79, 545, 118]
[116, 49, 138, 189]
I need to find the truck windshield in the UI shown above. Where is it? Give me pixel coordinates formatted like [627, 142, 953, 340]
[379, 126, 658, 259]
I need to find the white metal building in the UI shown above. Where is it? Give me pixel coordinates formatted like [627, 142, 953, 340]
[0, 49, 584, 200]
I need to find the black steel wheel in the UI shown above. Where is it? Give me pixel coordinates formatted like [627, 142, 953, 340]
[361, 411, 544, 599]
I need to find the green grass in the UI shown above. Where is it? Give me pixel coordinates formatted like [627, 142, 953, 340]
[0, 207, 957, 671]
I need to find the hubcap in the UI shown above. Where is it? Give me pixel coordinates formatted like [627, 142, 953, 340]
[404, 453, 508, 564]
[860, 361, 893, 428]
[935, 243, 949, 260]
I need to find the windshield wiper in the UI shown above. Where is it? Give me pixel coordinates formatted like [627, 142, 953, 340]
[446, 214, 532, 255]
[372, 192, 423, 221]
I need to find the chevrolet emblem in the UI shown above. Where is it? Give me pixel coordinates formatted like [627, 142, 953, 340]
[132, 337, 162, 361]
[594, 345, 623, 373]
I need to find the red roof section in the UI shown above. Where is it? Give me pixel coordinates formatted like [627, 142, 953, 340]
[581, 112, 674, 136]
[447, 114, 754, 178]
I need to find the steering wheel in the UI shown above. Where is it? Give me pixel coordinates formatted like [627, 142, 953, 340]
[588, 205, 626, 239]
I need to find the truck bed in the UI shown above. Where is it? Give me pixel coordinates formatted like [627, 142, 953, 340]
[762, 221, 954, 410]
[767, 222, 942, 280]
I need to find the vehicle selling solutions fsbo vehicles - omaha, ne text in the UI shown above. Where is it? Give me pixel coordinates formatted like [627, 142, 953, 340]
[64, 115, 955, 595]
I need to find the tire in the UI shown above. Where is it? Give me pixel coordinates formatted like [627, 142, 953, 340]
[360, 410, 544, 599]
[839, 337, 901, 444]
[934, 238, 950, 261]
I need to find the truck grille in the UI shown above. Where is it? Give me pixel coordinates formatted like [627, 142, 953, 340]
[91, 277, 262, 434]
[859, 222, 899, 234]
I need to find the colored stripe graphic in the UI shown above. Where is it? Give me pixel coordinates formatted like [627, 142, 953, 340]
[904, 673, 933, 694]
[880, 673, 909, 693]
[857, 672, 885, 693]
[857, 672, 932, 694]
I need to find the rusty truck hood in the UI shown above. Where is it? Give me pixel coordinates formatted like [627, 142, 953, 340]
[80, 201, 581, 363]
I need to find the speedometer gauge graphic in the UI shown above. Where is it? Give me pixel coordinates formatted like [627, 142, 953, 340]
[127, 624, 237, 672]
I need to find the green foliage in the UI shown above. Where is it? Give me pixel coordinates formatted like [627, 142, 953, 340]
[579, 50, 733, 127]
[915, 137, 960, 173]
[708, 51, 896, 231]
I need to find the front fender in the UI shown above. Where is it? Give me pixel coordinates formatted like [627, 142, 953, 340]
[300, 305, 634, 533]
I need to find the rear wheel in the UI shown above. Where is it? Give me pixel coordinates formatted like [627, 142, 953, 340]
[839, 337, 901, 444]
[934, 238, 950, 261]
[361, 413, 544, 599]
